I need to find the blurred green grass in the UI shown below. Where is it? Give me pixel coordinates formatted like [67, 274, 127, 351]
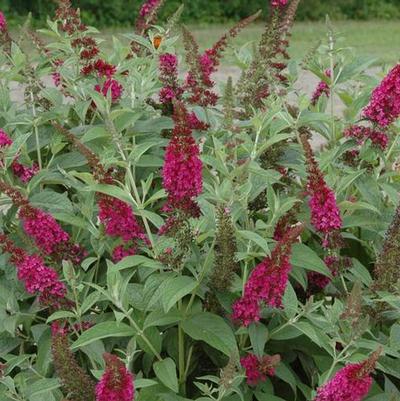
[184, 20, 400, 65]
[14, 20, 399, 65]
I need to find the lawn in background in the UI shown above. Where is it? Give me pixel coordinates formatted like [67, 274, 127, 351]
[186, 20, 400, 65]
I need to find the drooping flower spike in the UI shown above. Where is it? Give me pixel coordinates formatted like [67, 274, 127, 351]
[0, 11, 12, 53]
[53, 123, 146, 261]
[363, 63, 400, 127]
[373, 200, 400, 292]
[237, 0, 300, 111]
[0, 234, 66, 305]
[0, 180, 85, 263]
[0, 129, 39, 183]
[51, 322, 96, 401]
[299, 133, 342, 243]
[183, 12, 261, 107]
[271, 0, 289, 8]
[96, 353, 134, 401]
[159, 53, 184, 106]
[344, 125, 389, 150]
[311, 70, 331, 105]
[232, 224, 303, 326]
[162, 101, 204, 217]
[313, 348, 382, 401]
[135, 0, 164, 35]
[241, 353, 280, 386]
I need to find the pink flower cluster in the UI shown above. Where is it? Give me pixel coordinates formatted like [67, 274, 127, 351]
[82, 59, 117, 78]
[163, 136, 202, 203]
[308, 255, 350, 293]
[0, 235, 66, 305]
[186, 51, 219, 107]
[162, 102, 203, 215]
[0, 129, 39, 183]
[314, 362, 374, 401]
[241, 353, 279, 386]
[363, 64, 400, 127]
[309, 186, 342, 235]
[0, 11, 7, 33]
[11, 162, 39, 183]
[311, 70, 331, 105]
[17, 254, 66, 302]
[19, 207, 70, 255]
[307, 271, 331, 291]
[0, 129, 12, 146]
[302, 135, 342, 243]
[271, 0, 289, 7]
[232, 225, 303, 326]
[96, 353, 134, 401]
[139, 0, 160, 18]
[98, 195, 146, 261]
[95, 78, 123, 102]
[344, 125, 389, 150]
[159, 53, 184, 104]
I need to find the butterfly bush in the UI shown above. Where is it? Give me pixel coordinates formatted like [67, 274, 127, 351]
[162, 101, 204, 215]
[311, 69, 331, 105]
[0, 1, 398, 400]
[232, 225, 303, 326]
[300, 134, 342, 240]
[363, 64, 400, 127]
[240, 353, 280, 386]
[0, 234, 66, 304]
[96, 354, 134, 401]
[314, 350, 380, 401]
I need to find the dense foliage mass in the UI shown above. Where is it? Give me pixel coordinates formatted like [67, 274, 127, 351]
[0, 0, 399, 400]
[3, 0, 400, 26]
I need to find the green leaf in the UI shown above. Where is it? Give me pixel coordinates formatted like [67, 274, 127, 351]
[111, 255, 163, 272]
[349, 259, 372, 286]
[81, 126, 108, 142]
[275, 362, 297, 396]
[282, 282, 298, 320]
[88, 184, 134, 206]
[26, 378, 60, 397]
[161, 276, 197, 313]
[249, 323, 268, 357]
[239, 230, 270, 254]
[46, 310, 76, 323]
[390, 324, 400, 350]
[81, 291, 101, 314]
[71, 322, 136, 349]
[30, 190, 73, 213]
[153, 358, 179, 393]
[291, 244, 331, 276]
[144, 310, 183, 329]
[133, 117, 173, 133]
[182, 312, 238, 357]
[135, 379, 158, 389]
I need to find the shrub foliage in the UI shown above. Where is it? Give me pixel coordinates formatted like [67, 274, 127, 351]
[3, 0, 400, 25]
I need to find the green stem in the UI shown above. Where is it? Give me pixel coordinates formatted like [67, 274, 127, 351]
[386, 132, 398, 163]
[105, 117, 157, 254]
[118, 304, 162, 361]
[328, 25, 336, 147]
[323, 342, 353, 384]
[251, 127, 262, 160]
[185, 239, 216, 315]
[30, 92, 42, 170]
[178, 322, 186, 395]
